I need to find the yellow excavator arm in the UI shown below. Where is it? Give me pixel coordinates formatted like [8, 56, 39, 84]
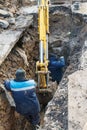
[36, 0, 49, 89]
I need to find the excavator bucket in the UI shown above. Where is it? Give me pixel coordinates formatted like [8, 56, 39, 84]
[36, 69, 53, 92]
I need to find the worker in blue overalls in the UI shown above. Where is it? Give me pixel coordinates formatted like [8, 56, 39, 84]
[4, 68, 40, 130]
[48, 54, 65, 84]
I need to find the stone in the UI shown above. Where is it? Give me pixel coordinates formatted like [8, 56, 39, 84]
[19, 6, 38, 15]
[8, 6, 17, 14]
[0, 19, 9, 28]
[15, 15, 33, 29]
[71, 2, 87, 15]
[73, 2, 80, 10]
[8, 17, 15, 25]
[0, 9, 13, 18]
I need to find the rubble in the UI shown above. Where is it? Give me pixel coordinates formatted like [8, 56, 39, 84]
[0, 9, 13, 18]
[8, 17, 15, 25]
[0, 19, 9, 28]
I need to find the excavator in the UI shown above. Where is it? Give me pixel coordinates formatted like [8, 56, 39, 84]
[36, 0, 50, 92]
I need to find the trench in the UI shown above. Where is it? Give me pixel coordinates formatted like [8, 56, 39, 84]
[0, 6, 86, 130]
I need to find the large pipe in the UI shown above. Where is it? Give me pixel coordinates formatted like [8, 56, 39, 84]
[40, 40, 43, 63]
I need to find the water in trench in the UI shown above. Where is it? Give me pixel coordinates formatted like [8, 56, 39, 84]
[0, 8, 86, 130]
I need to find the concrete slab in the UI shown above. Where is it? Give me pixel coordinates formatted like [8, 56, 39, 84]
[0, 30, 21, 45]
[0, 15, 33, 65]
[0, 30, 21, 65]
[68, 40, 87, 130]
[68, 69, 87, 130]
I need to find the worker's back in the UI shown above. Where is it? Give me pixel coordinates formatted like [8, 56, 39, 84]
[48, 55, 65, 83]
[4, 79, 40, 115]
[4, 68, 40, 129]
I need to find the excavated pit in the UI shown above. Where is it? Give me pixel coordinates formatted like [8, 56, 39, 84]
[0, 6, 86, 130]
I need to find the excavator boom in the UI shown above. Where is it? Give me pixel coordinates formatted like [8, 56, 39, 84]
[36, 0, 50, 89]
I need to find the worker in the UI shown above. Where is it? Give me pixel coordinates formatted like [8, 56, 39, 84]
[48, 54, 65, 84]
[4, 68, 40, 130]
